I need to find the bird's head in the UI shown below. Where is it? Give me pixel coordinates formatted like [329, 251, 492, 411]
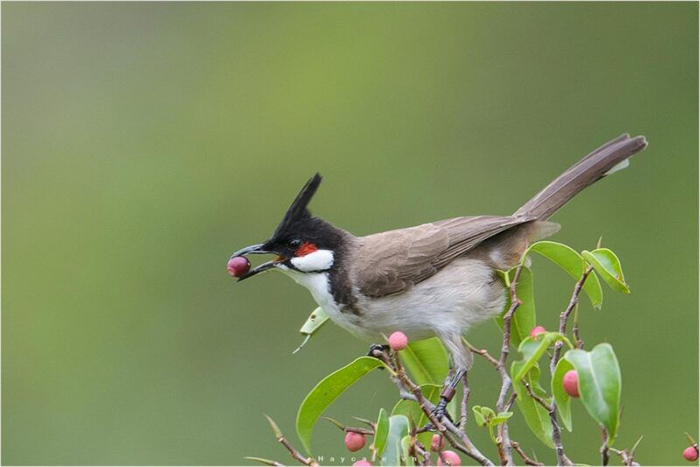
[231, 173, 346, 281]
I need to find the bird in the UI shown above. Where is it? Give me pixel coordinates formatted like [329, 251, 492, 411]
[230, 133, 647, 419]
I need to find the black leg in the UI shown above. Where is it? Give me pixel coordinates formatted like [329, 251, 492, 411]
[423, 368, 466, 430]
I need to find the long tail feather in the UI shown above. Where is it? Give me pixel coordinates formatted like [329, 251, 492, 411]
[514, 134, 648, 220]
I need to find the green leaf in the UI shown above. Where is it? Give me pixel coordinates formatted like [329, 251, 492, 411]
[551, 358, 575, 431]
[400, 337, 449, 386]
[401, 435, 415, 466]
[299, 307, 330, 334]
[582, 249, 629, 294]
[472, 406, 487, 427]
[296, 356, 389, 454]
[384, 415, 410, 466]
[564, 344, 622, 444]
[526, 241, 604, 309]
[513, 333, 570, 382]
[511, 361, 555, 449]
[489, 412, 514, 426]
[494, 266, 536, 348]
[373, 408, 390, 457]
[294, 307, 331, 354]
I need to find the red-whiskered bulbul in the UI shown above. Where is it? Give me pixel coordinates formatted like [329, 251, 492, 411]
[231, 134, 647, 419]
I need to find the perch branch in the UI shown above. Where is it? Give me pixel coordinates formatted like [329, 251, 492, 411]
[512, 441, 544, 466]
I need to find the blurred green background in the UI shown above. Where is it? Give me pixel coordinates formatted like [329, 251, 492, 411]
[3, 2, 697, 465]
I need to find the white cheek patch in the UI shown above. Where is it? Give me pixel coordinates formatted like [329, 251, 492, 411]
[290, 249, 334, 272]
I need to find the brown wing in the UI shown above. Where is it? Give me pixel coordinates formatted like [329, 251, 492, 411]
[354, 215, 533, 298]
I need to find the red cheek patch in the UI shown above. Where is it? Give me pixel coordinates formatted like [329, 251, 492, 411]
[296, 242, 318, 257]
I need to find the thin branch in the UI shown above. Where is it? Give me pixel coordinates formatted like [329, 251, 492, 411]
[504, 392, 517, 411]
[543, 265, 593, 466]
[466, 342, 499, 368]
[264, 415, 318, 466]
[390, 350, 495, 466]
[523, 382, 552, 411]
[601, 429, 610, 466]
[512, 441, 544, 466]
[493, 263, 524, 466]
[610, 448, 640, 466]
[459, 372, 470, 436]
[550, 266, 593, 373]
[412, 439, 432, 466]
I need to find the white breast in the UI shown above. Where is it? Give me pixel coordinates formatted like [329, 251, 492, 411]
[279, 267, 371, 340]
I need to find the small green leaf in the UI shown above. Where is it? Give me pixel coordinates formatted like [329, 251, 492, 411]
[526, 241, 604, 309]
[495, 266, 536, 348]
[296, 356, 389, 454]
[513, 333, 570, 382]
[294, 307, 331, 354]
[400, 337, 449, 386]
[373, 408, 390, 457]
[551, 358, 575, 431]
[401, 435, 415, 466]
[472, 406, 487, 427]
[489, 412, 514, 426]
[511, 362, 555, 449]
[299, 307, 330, 334]
[582, 249, 629, 294]
[384, 415, 410, 466]
[565, 344, 622, 444]
[264, 414, 283, 438]
[480, 406, 496, 419]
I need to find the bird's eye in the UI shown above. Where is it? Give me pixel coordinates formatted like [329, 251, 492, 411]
[288, 239, 303, 250]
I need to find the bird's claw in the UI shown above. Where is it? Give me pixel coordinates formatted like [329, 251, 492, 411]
[367, 343, 389, 358]
[421, 398, 456, 431]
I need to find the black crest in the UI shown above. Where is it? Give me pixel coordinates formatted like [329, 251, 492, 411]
[272, 173, 323, 238]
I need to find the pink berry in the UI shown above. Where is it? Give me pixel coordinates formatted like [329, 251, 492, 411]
[388, 331, 409, 351]
[227, 256, 251, 278]
[684, 446, 699, 461]
[563, 370, 580, 398]
[430, 434, 445, 451]
[353, 461, 372, 466]
[530, 326, 546, 338]
[438, 450, 461, 466]
[344, 431, 366, 452]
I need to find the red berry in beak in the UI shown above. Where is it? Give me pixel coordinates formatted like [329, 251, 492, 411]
[227, 256, 251, 278]
[563, 370, 580, 398]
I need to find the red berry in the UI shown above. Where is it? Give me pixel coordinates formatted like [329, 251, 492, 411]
[563, 370, 580, 398]
[388, 331, 409, 351]
[344, 431, 366, 452]
[438, 450, 461, 466]
[353, 461, 371, 466]
[684, 446, 699, 461]
[227, 256, 250, 278]
[530, 326, 546, 338]
[430, 434, 445, 451]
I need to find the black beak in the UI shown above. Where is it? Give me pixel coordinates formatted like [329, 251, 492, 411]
[231, 243, 285, 282]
